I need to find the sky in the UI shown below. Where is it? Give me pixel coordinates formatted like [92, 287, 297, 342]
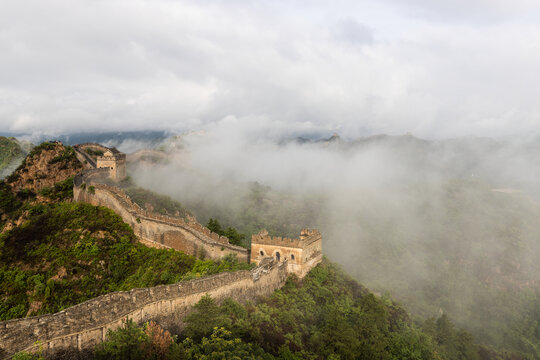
[1, 0, 540, 139]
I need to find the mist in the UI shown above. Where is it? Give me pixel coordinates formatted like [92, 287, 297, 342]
[125, 122, 540, 348]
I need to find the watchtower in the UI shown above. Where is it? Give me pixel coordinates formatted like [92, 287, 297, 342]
[250, 229, 323, 278]
[96, 148, 126, 181]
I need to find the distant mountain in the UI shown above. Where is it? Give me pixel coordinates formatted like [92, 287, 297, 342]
[0, 131, 170, 153]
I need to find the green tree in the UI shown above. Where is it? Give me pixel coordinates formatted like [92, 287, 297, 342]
[181, 327, 266, 360]
[207, 218, 246, 247]
[183, 295, 232, 342]
[95, 318, 148, 360]
[207, 218, 223, 235]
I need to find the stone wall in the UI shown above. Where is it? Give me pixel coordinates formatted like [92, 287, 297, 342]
[73, 171, 249, 262]
[0, 258, 287, 359]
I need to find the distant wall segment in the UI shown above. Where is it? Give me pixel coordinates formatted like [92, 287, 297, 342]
[0, 258, 287, 359]
[73, 170, 249, 262]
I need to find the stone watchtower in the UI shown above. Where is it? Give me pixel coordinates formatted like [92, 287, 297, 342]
[250, 229, 323, 278]
[96, 148, 126, 181]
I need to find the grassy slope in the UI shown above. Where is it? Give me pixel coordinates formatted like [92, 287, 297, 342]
[0, 199, 251, 321]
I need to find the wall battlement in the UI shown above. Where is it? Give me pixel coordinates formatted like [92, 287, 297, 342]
[73, 170, 249, 261]
[251, 229, 322, 248]
[0, 258, 287, 359]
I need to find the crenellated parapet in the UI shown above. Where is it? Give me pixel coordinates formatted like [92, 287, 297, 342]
[251, 229, 322, 248]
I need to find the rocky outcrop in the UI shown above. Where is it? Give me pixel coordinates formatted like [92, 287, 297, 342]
[6, 142, 82, 194]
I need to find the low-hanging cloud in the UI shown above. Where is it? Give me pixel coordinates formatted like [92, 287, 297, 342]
[1, 1, 540, 139]
[128, 120, 540, 346]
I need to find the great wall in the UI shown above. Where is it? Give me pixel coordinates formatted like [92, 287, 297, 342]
[0, 143, 322, 358]
[0, 258, 287, 357]
[73, 168, 250, 262]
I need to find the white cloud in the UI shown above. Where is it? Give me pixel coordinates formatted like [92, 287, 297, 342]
[0, 0, 539, 139]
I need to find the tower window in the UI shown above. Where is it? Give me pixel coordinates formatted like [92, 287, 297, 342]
[275, 251, 281, 261]
[290, 254, 295, 260]
[260, 250, 265, 256]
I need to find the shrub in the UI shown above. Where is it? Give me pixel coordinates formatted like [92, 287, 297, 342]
[0, 182, 21, 215]
[5, 172, 20, 183]
[16, 188, 35, 201]
[84, 148, 104, 157]
[38, 177, 74, 201]
[49, 146, 77, 165]
[27, 142, 55, 158]
[207, 218, 247, 247]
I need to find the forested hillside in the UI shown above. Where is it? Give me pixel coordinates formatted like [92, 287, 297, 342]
[0, 142, 250, 321]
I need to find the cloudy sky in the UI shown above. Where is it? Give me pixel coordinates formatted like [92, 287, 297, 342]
[1, 0, 539, 139]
